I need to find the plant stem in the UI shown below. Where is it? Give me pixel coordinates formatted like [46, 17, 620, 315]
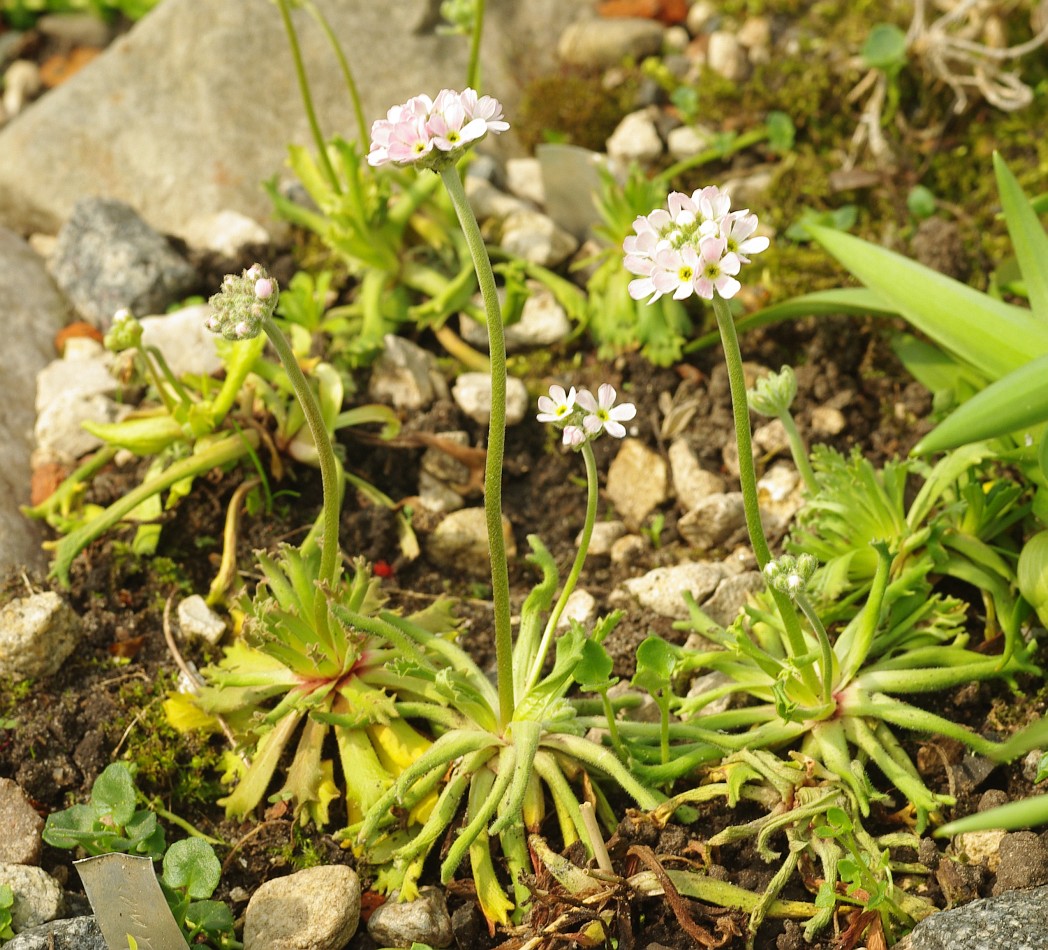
[261, 316, 342, 590]
[526, 440, 598, 692]
[301, 0, 368, 148]
[466, 0, 485, 91]
[274, 0, 341, 194]
[439, 164, 514, 728]
[778, 410, 817, 492]
[711, 292, 819, 695]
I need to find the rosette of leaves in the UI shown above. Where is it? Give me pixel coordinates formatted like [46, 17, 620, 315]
[649, 750, 933, 945]
[186, 549, 437, 832]
[338, 538, 661, 923]
[592, 445, 1039, 831]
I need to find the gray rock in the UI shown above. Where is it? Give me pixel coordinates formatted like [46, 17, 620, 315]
[465, 177, 530, 222]
[757, 463, 804, 536]
[0, 780, 44, 866]
[584, 520, 627, 556]
[4, 916, 105, 950]
[368, 886, 454, 949]
[752, 419, 789, 456]
[177, 595, 227, 647]
[35, 338, 115, 414]
[35, 12, 113, 47]
[678, 493, 746, 553]
[0, 228, 67, 574]
[139, 304, 224, 379]
[555, 589, 597, 631]
[606, 108, 664, 166]
[500, 209, 579, 268]
[0, 0, 588, 238]
[242, 864, 361, 950]
[417, 471, 466, 514]
[421, 432, 472, 486]
[720, 167, 775, 209]
[701, 571, 764, 627]
[686, 1, 718, 34]
[368, 334, 447, 412]
[669, 439, 725, 511]
[451, 372, 529, 426]
[0, 593, 81, 682]
[666, 124, 719, 160]
[426, 508, 516, 576]
[994, 832, 1048, 895]
[909, 884, 1048, 950]
[0, 864, 63, 932]
[706, 31, 749, 82]
[810, 405, 846, 437]
[557, 17, 664, 70]
[48, 198, 196, 328]
[505, 157, 545, 206]
[610, 533, 647, 565]
[172, 210, 271, 258]
[2, 61, 41, 120]
[460, 282, 571, 353]
[33, 391, 125, 467]
[605, 439, 668, 527]
[737, 16, 772, 61]
[623, 562, 725, 618]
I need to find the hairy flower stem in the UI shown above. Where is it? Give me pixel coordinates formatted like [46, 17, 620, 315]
[711, 292, 819, 696]
[778, 411, 817, 493]
[526, 440, 599, 692]
[440, 164, 514, 728]
[261, 315, 342, 592]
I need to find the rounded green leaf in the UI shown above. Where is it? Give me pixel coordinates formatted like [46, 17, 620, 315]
[574, 639, 615, 690]
[162, 838, 222, 900]
[862, 24, 907, 72]
[90, 763, 139, 828]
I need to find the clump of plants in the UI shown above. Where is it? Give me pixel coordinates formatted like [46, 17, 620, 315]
[43, 762, 240, 949]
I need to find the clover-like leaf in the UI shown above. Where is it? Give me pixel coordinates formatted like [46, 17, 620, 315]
[90, 763, 139, 829]
[574, 639, 616, 692]
[632, 636, 679, 696]
[162, 837, 222, 900]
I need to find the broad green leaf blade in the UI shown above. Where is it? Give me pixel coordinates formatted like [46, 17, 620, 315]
[889, 333, 986, 400]
[912, 353, 1048, 453]
[809, 225, 1048, 379]
[994, 152, 1048, 322]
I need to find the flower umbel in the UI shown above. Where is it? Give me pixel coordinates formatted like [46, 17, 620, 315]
[624, 187, 767, 303]
[577, 384, 637, 439]
[367, 87, 508, 170]
[206, 264, 280, 341]
[536, 383, 636, 445]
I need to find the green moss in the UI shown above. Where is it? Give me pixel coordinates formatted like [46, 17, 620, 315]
[116, 671, 225, 809]
[516, 68, 639, 153]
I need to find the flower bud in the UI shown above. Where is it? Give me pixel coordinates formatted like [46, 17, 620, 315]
[206, 264, 280, 341]
[748, 365, 798, 418]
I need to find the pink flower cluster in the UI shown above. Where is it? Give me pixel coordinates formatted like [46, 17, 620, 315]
[367, 88, 509, 168]
[537, 383, 636, 447]
[623, 186, 769, 304]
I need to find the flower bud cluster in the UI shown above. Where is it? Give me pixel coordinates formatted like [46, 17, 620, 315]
[748, 365, 798, 418]
[763, 554, 819, 598]
[205, 265, 279, 342]
[367, 88, 509, 170]
[623, 185, 769, 303]
[104, 307, 143, 353]
[536, 383, 637, 449]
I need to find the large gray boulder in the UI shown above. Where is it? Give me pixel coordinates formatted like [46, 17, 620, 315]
[0, 228, 68, 575]
[0, 0, 588, 240]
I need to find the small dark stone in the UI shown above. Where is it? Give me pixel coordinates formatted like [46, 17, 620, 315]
[993, 831, 1048, 896]
[451, 901, 483, 950]
[910, 216, 970, 282]
[5, 916, 106, 950]
[936, 856, 986, 905]
[978, 789, 1011, 812]
[49, 197, 197, 328]
[918, 836, 941, 870]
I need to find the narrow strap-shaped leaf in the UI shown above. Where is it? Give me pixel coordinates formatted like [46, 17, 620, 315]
[995, 152, 1048, 322]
